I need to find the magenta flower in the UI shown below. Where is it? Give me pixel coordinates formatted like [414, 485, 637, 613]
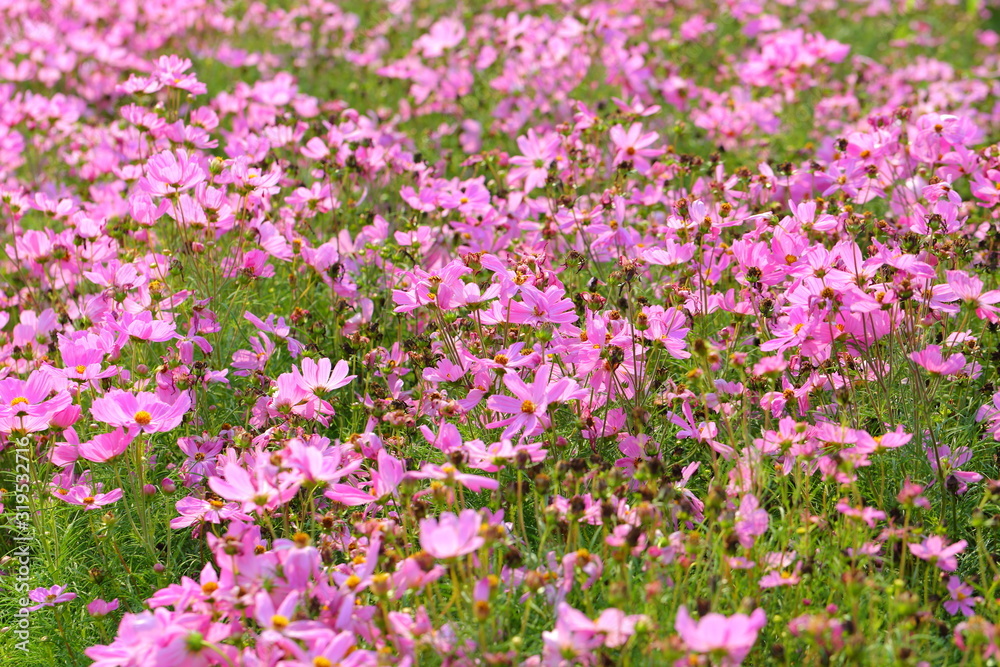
[107, 311, 178, 343]
[406, 462, 499, 493]
[835, 499, 886, 528]
[208, 460, 300, 514]
[78, 427, 135, 463]
[759, 569, 801, 588]
[946, 270, 1000, 322]
[0, 372, 73, 434]
[944, 577, 981, 617]
[734, 494, 769, 548]
[419, 509, 484, 559]
[675, 605, 767, 666]
[169, 496, 251, 529]
[26, 585, 77, 611]
[90, 389, 191, 433]
[293, 357, 355, 394]
[909, 345, 966, 376]
[54, 484, 124, 511]
[486, 364, 585, 439]
[231, 333, 275, 376]
[87, 598, 120, 617]
[153, 55, 207, 95]
[57, 333, 118, 382]
[252, 590, 324, 642]
[508, 128, 560, 193]
[143, 149, 206, 197]
[84, 608, 221, 666]
[505, 284, 578, 328]
[908, 535, 967, 572]
[609, 123, 663, 174]
[281, 436, 362, 485]
[541, 603, 604, 663]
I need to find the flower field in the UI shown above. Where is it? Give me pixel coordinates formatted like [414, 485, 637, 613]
[3, 0, 1000, 665]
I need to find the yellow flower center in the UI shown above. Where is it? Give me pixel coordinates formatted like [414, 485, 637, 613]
[271, 615, 289, 629]
[83, 496, 96, 505]
[314, 659, 333, 667]
[521, 400, 536, 414]
[134, 411, 152, 426]
[202, 581, 219, 594]
[75, 365, 87, 374]
[10, 396, 28, 406]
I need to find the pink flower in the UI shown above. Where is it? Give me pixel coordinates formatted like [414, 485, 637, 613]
[486, 365, 585, 439]
[153, 55, 207, 95]
[908, 535, 967, 572]
[675, 605, 767, 666]
[26, 585, 77, 611]
[78, 427, 135, 463]
[84, 607, 223, 667]
[835, 499, 886, 528]
[759, 569, 801, 588]
[734, 494, 769, 548]
[87, 598, 120, 617]
[944, 577, 981, 616]
[169, 496, 250, 529]
[419, 509, 484, 559]
[293, 357, 355, 394]
[595, 607, 648, 648]
[252, 590, 323, 642]
[269, 371, 334, 421]
[946, 270, 1000, 322]
[107, 311, 178, 343]
[91, 389, 191, 433]
[610, 123, 663, 174]
[208, 460, 300, 515]
[143, 149, 206, 197]
[231, 333, 275, 376]
[414, 17, 466, 57]
[897, 479, 931, 509]
[508, 129, 560, 193]
[406, 462, 499, 493]
[541, 603, 604, 664]
[54, 484, 124, 510]
[505, 284, 578, 328]
[0, 372, 73, 434]
[281, 436, 361, 485]
[909, 345, 966, 376]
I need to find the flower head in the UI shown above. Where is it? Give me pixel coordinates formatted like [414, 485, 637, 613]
[26, 585, 77, 611]
[675, 605, 767, 666]
[91, 390, 191, 433]
[419, 509, 484, 559]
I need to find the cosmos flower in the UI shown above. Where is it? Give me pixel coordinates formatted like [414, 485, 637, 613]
[675, 605, 767, 666]
[26, 585, 77, 612]
[419, 509, 484, 559]
[908, 535, 967, 572]
[90, 390, 191, 433]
